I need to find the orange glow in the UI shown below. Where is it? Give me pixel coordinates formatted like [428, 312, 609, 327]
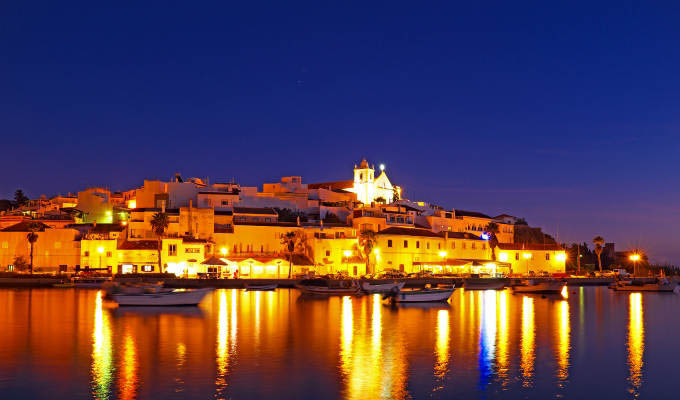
[520, 296, 535, 387]
[127, 199, 136, 209]
[119, 333, 138, 400]
[91, 291, 113, 400]
[556, 300, 570, 383]
[629, 254, 641, 261]
[628, 293, 644, 394]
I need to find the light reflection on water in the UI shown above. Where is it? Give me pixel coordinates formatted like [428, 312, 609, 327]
[1, 287, 678, 399]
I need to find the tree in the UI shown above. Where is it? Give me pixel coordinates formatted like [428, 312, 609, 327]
[26, 223, 40, 274]
[322, 213, 341, 224]
[485, 222, 500, 261]
[593, 236, 605, 272]
[14, 189, 29, 207]
[392, 186, 401, 202]
[374, 196, 387, 204]
[515, 217, 528, 225]
[13, 256, 29, 272]
[150, 212, 169, 273]
[281, 230, 307, 278]
[358, 230, 377, 275]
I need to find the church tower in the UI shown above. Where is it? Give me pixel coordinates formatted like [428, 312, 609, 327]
[353, 158, 375, 204]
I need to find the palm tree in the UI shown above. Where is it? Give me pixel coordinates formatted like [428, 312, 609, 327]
[26, 223, 40, 274]
[593, 236, 605, 272]
[281, 230, 307, 278]
[358, 230, 377, 275]
[150, 212, 169, 272]
[485, 222, 500, 261]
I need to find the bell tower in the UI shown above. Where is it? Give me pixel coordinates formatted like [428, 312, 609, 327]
[353, 158, 375, 204]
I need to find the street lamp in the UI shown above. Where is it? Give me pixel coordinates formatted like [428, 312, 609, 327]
[523, 252, 532, 276]
[343, 250, 352, 275]
[220, 247, 228, 256]
[629, 253, 641, 276]
[97, 246, 104, 271]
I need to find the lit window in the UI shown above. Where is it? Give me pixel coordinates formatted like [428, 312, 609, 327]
[515, 253, 519, 260]
[106, 251, 112, 257]
[141, 265, 154, 272]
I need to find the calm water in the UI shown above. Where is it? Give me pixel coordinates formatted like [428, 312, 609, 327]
[0, 287, 678, 399]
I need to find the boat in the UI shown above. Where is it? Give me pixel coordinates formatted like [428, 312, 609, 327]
[245, 283, 278, 291]
[512, 279, 565, 294]
[360, 281, 405, 293]
[111, 288, 213, 306]
[52, 281, 75, 288]
[73, 276, 111, 289]
[463, 278, 505, 290]
[296, 279, 361, 296]
[385, 285, 455, 303]
[613, 278, 679, 293]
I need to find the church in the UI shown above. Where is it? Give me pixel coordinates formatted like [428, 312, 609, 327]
[308, 158, 399, 204]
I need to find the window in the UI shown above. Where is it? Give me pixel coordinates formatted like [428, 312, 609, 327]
[416, 241, 420, 249]
[403, 240, 408, 248]
[438, 243, 441, 250]
[84, 251, 89, 257]
[462, 243, 466, 249]
[482, 244, 486, 250]
[426, 242, 430, 249]
[221, 200, 230, 206]
[122, 264, 134, 274]
[168, 244, 177, 256]
[546, 253, 550, 260]
[388, 240, 392, 248]
[515, 252, 520, 260]
[451, 242, 455, 249]
[472, 242, 476, 249]
[325, 250, 330, 257]
[141, 265, 154, 272]
[106, 251, 112, 257]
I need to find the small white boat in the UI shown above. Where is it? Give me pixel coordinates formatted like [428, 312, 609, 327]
[387, 285, 455, 303]
[463, 278, 505, 290]
[112, 288, 212, 306]
[245, 283, 278, 291]
[360, 281, 405, 293]
[613, 278, 678, 293]
[297, 279, 361, 296]
[73, 277, 111, 289]
[512, 280, 565, 294]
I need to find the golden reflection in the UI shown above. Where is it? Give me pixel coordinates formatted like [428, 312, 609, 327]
[119, 332, 138, 400]
[91, 291, 113, 400]
[496, 290, 509, 385]
[561, 285, 568, 299]
[175, 342, 186, 391]
[230, 289, 237, 349]
[339, 295, 407, 400]
[556, 300, 570, 383]
[520, 296, 535, 387]
[216, 290, 229, 397]
[478, 290, 496, 387]
[254, 290, 261, 343]
[435, 310, 450, 379]
[628, 293, 644, 395]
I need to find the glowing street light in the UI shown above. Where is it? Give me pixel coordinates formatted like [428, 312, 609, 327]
[556, 252, 567, 262]
[438, 251, 447, 258]
[220, 247, 228, 256]
[379, 164, 385, 171]
[97, 246, 105, 271]
[630, 253, 641, 276]
[343, 250, 352, 258]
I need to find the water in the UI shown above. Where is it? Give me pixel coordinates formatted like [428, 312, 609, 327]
[0, 287, 678, 399]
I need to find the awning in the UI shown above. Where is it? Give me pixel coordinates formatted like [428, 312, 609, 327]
[201, 256, 228, 266]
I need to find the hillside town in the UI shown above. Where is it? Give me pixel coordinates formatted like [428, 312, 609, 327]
[0, 159, 567, 278]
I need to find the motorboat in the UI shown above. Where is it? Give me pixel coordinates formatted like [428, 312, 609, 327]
[360, 281, 405, 293]
[463, 278, 505, 290]
[385, 285, 455, 303]
[245, 283, 278, 291]
[73, 276, 111, 289]
[111, 288, 212, 306]
[613, 278, 679, 293]
[52, 280, 75, 288]
[512, 279, 565, 294]
[296, 279, 361, 296]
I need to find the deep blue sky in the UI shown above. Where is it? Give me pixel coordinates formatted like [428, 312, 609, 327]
[2, 1, 679, 263]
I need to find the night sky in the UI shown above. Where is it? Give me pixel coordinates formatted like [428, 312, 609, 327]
[2, 2, 679, 263]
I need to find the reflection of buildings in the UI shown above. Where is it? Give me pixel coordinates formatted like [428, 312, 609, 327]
[556, 299, 570, 384]
[520, 296, 535, 387]
[434, 309, 450, 389]
[628, 293, 644, 394]
[478, 290, 496, 389]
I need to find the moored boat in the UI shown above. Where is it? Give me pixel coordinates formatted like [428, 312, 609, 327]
[245, 283, 278, 291]
[386, 285, 455, 303]
[512, 279, 565, 294]
[463, 278, 505, 290]
[296, 279, 361, 296]
[73, 276, 111, 289]
[613, 278, 678, 293]
[360, 281, 405, 293]
[52, 281, 75, 288]
[112, 288, 212, 306]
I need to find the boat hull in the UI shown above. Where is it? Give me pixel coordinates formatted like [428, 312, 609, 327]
[361, 281, 405, 293]
[512, 281, 565, 294]
[296, 285, 360, 296]
[463, 279, 505, 290]
[112, 288, 212, 306]
[246, 284, 278, 291]
[614, 284, 678, 293]
[392, 287, 455, 303]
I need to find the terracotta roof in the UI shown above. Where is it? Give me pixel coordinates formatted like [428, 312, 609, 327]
[118, 240, 158, 250]
[378, 227, 441, 237]
[182, 237, 209, 243]
[214, 224, 234, 233]
[455, 210, 491, 219]
[201, 256, 228, 265]
[1, 221, 51, 232]
[498, 243, 563, 251]
[439, 231, 484, 240]
[233, 207, 278, 215]
[307, 180, 354, 190]
[88, 223, 125, 233]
